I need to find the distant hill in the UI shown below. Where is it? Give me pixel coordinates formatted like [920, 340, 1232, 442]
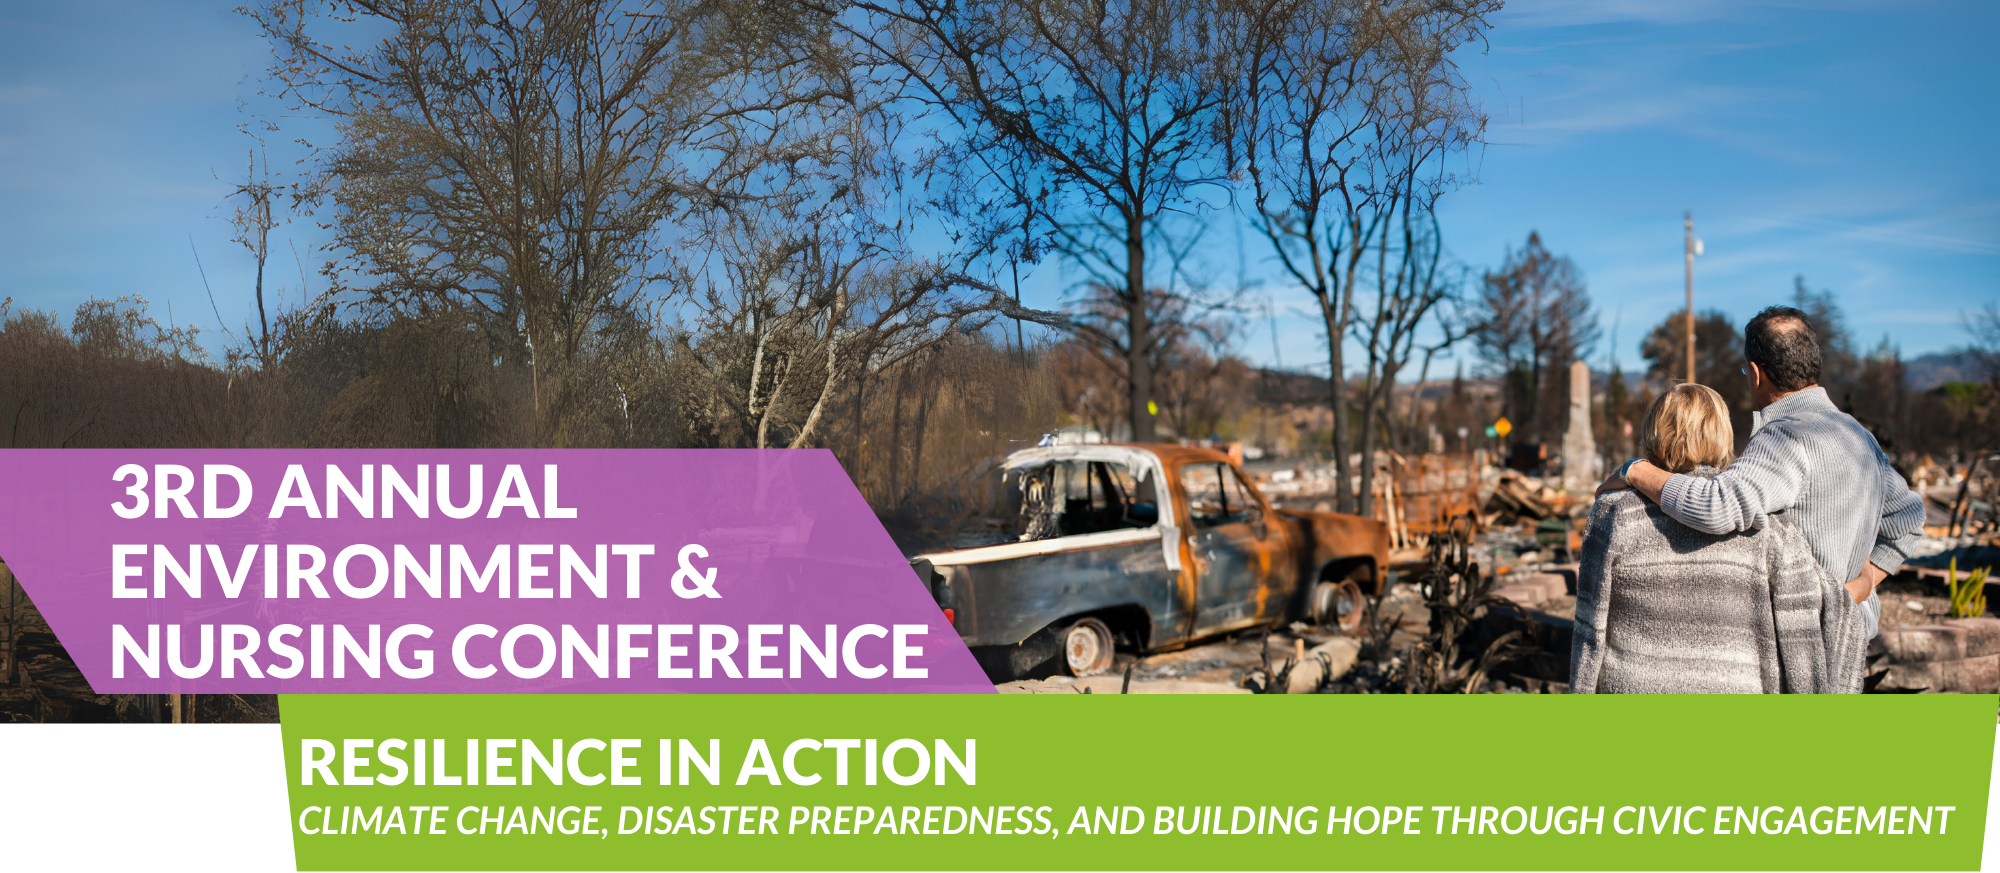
[1906, 351, 1986, 390]
[1252, 367, 1330, 405]
[1254, 367, 1507, 404]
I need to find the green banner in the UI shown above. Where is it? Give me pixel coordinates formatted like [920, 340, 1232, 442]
[279, 694, 1995, 871]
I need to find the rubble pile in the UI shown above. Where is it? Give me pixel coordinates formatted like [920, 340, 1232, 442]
[1484, 471, 1557, 521]
[1490, 571, 1572, 609]
[0, 631, 121, 723]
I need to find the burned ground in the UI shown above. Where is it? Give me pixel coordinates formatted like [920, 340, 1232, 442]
[0, 562, 278, 724]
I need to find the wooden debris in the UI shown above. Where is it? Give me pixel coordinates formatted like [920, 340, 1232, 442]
[1485, 472, 1554, 520]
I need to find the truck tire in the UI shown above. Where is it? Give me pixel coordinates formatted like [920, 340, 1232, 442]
[1310, 580, 1367, 632]
[1061, 618, 1115, 676]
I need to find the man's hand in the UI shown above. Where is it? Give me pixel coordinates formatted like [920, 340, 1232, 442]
[1609, 459, 1672, 504]
[1845, 562, 1889, 605]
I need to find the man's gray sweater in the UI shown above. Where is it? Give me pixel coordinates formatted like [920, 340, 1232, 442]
[1656, 386, 1925, 638]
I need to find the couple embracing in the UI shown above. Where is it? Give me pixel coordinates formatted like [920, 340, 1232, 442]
[1569, 306, 1925, 694]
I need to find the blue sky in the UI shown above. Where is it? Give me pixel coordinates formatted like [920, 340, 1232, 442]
[1423, 0, 2000, 375]
[0, 1, 1994, 376]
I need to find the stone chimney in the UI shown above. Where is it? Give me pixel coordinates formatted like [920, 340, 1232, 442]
[1560, 359, 1598, 492]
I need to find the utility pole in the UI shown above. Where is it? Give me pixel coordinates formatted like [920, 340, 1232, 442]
[1683, 212, 1698, 384]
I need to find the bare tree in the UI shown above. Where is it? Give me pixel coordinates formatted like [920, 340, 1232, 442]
[677, 255, 1038, 448]
[0, 295, 217, 450]
[1226, 0, 1490, 511]
[1792, 275, 1858, 393]
[226, 148, 281, 369]
[249, 0, 847, 441]
[1059, 261, 1242, 441]
[1350, 187, 1461, 513]
[1470, 232, 1598, 447]
[661, 68, 1067, 449]
[1158, 349, 1254, 442]
[840, 0, 1240, 443]
[1402, 278, 1474, 448]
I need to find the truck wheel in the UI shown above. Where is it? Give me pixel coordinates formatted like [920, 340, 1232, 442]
[1061, 618, 1115, 676]
[1311, 580, 1367, 632]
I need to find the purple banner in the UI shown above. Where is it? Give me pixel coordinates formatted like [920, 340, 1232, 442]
[0, 449, 990, 694]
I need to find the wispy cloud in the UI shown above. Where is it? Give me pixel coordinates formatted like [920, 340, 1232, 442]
[1481, 83, 1834, 166]
[1757, 213, 2000, 257]
[1497, 0, 1911, 29]
[1868, 308, 1975, 326]
[1496, 0, 1750, 28]
[1468, 27, 1829, 160]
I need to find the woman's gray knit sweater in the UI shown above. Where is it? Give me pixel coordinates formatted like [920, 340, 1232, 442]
[1570, 468, 1867, 694]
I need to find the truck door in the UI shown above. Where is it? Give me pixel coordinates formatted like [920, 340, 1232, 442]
[1183, 462, 1277, 636]
[952, 459, 1183, 654]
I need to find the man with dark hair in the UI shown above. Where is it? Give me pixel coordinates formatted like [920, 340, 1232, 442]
[1742, 307, 1824, 392]
[1604, 305, 1923, 640]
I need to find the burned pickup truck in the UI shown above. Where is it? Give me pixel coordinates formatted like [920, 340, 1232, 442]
[911, 444, 1388, 681]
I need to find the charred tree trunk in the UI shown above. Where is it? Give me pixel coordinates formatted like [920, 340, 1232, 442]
[1126, 211, 1155, 444]
[1357, 367, 1377, 518]
[889, 364, 907, 506]
[911, 366, 934, 496]
[849, 369, 868, 494]
[1320, 295, 1353, 514]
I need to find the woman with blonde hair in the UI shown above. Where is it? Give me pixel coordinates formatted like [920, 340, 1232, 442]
[1571, 383, 1866, 693]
